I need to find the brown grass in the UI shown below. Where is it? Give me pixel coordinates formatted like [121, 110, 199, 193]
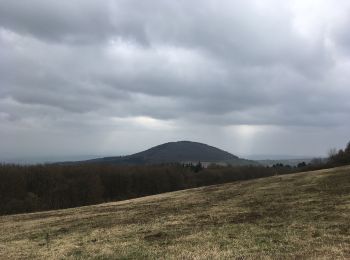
[1, 166, 350, 259]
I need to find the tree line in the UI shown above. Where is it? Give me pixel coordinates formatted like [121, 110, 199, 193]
[0, 163, 295, 215]
[328, 141, 350, 166]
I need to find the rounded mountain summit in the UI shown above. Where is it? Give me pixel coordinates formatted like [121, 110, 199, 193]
[84, 141, 256, 166]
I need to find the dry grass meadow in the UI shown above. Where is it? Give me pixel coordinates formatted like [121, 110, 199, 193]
[1, 166, 350, 259]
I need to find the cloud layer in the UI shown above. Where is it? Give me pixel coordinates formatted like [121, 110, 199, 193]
[1, 0, 350, 159]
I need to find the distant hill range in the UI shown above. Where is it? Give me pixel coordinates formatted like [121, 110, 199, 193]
[71, 141, 257, 166]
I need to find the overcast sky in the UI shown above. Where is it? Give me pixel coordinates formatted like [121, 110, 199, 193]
[1, 0, 350, 161]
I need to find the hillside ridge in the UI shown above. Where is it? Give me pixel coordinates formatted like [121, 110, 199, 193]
[79, 140, 255, 166]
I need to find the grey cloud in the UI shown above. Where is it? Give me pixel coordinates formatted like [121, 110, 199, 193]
[107, 0, 333, 76]
[0, 1, 115, 44]
[333, 18, 350, 56]
[0, 0, 332, 73]
[0, 0, 350, 158]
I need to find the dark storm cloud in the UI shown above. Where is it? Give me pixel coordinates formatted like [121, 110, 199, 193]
[0, 1, 115, 44]
[1, 0, 350, 158]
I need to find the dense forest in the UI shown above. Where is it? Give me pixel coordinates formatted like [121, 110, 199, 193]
[328, 141, 350, 166]
[1, 141, 349, 215]
[0, 164, 286, 215]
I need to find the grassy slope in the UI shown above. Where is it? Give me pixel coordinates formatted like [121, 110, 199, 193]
[0, 166, 350, 259]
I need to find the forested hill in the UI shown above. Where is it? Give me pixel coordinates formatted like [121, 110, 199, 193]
[79, 141, 256, 166]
